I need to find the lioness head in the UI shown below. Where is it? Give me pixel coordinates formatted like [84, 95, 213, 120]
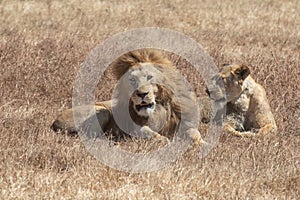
[206, 64, 250, 102]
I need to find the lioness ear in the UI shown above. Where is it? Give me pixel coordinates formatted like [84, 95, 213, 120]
[235, 65, 250, 80]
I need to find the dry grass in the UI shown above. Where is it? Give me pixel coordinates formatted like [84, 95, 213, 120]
[1, 0, 299, 199]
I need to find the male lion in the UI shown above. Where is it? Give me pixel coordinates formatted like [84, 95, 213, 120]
[51, 49, 203, 143]
[206, 64, 277, 137]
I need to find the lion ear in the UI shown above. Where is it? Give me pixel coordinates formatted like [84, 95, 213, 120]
[235, 65, 250, 80]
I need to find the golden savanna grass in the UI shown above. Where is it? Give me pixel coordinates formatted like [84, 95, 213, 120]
[0, 0, 299, 199]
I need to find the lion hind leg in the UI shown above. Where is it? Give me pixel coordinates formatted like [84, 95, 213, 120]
[51, 104, 111, 134]
[51, 108, 77, 134]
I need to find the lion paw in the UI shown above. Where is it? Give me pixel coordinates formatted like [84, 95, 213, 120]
[186, 128, 205, 145]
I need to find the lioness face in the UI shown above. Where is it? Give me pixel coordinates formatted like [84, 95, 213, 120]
[127, 63, 164, 117]
[207, 64, 250, 102]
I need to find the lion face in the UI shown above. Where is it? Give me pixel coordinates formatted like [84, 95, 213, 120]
[123, 63, 165, 117]
[206, 64, 250, 102]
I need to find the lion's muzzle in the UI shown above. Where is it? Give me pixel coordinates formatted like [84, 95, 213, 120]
[135, 102, 155, 112]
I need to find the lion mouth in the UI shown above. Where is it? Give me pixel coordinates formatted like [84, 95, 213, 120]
[135, 102, 155, 111]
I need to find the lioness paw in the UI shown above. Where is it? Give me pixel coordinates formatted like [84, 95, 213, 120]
[233, 131, 256, 137]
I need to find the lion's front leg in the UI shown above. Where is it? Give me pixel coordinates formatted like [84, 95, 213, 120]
[139, 126, 169, 142]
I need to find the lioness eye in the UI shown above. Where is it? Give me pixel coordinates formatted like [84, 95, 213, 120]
[147, 75, 153, 80]
[221, 77, 227, 84]
[215, 77, 223, 85]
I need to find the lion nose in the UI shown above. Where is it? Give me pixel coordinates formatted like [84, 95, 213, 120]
[137, 92, 148, 98]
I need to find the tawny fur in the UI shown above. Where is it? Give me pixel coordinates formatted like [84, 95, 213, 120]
[207, 64, 277, 137]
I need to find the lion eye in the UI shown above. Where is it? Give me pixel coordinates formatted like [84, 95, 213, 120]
[147, 75, 153, 80]
[130, 78, 136, 84]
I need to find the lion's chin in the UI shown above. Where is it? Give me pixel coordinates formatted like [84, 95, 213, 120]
[134, 102, 155, 117]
